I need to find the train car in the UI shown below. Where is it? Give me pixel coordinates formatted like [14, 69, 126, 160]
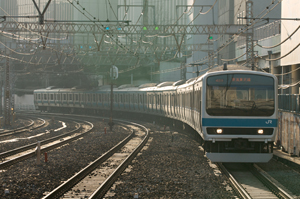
[199, 67, 277, 162]
[33, 65, 278, 163]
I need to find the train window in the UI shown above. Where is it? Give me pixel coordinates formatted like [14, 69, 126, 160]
[44, 94, 47, 100]
[69, 94, 73, 101]
[200, 88, 202, 113]
[38, 94, 40, 100]
[93, 94, 96, 102]
[63, 94, 66, 101]
[87, 94, 90, 102]
[75, 94, 79, 101]
[206, 74, 274, 116]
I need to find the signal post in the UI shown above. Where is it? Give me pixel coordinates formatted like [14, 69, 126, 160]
[108, 65, 118, 131]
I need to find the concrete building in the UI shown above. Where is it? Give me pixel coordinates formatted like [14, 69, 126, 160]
[186, 0, 219, 79]
[219, 0, 281, 66]
[280, 0, 300, 95]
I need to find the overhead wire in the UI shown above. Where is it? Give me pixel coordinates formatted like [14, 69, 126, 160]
[151, 0, 283, 75]
[264, 41, 300, 61]
[0, 6, 81, 65]
[0, 54, 40, 65]
[0, 40, 36, 55]
[0, 6, 69, 41]
[257, 25, 300, 49]
[191, 0, 282, 65]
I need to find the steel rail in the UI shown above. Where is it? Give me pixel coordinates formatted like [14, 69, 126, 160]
[0, 120, 79, 160]
[89, 121, 149, 199]
[251, 164, 294, 199]
[217, 163, 252, 199]
[0, 118, 34, 136]
[42, 125, 135, 199]
[0, 120, 91, 169]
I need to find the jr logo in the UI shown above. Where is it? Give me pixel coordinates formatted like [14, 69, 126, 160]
[265, 120, 272, 124]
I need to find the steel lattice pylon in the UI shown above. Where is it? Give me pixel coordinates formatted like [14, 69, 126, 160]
[246, 1, 255, 70]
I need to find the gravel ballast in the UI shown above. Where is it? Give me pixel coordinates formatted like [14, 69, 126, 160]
[106, 124, 236, 198]
[0, 122, 130, 199]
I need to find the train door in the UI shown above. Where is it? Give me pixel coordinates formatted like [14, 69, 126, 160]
[68, 93, 73, 107]
[74, 93, 78, 107]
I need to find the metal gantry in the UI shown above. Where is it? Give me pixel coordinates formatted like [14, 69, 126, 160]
[0, 22, 248, 35]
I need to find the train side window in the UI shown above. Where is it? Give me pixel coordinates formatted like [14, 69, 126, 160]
[75, 94, 79, 102]
[87, 94, 90, 102]
[57, 94, 61, 101]
[93, 94, 96, 102]
[44, 94, 47, 100]
[98, 94, 101, 102]
[69, 94, 73, 101]
[38, 94, 41, 100]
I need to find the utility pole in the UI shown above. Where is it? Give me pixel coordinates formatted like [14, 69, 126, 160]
[143, 0, 149, 26]
[4, 56, 11, 127]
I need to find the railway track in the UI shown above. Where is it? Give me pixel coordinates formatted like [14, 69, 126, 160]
[0, 118, 93, 169]
[42, 121, 149, 199]
[0, 117, 46, 138]
[218, 163, 294, 199]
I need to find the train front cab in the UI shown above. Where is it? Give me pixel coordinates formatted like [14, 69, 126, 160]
[201, 71, 278, 163]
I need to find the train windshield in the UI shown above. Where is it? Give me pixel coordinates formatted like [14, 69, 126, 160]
[206, 74, 275, 116]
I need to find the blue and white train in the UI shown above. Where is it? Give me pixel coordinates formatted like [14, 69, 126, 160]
[34, 65, 278, 162]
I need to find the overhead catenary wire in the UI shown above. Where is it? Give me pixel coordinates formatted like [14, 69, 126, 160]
[0, 40, 36, 55]
[0, 6, 69, 41]
[257, 25, 300, 49]
[67, 0, 139, 59]
[264, 41, 300, 61]
[0, 6, 81, 64]
[150, 0, 283, 75]
[0, 54, 41, 65]
[191, 0, 282, 65]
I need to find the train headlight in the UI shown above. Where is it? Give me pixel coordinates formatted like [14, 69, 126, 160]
[216, 128, 223, 134]
[258, 129, 264, 134]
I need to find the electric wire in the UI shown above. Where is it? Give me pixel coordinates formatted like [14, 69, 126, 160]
[0, 6, 69, 41]
[257, 25, 300, 49]
[0, 6, 81, 64]
[191, 0, 282, 66]
[151, 0, 283, 75]
[0, 40, 36, 55]
[264, 41, 300, 61]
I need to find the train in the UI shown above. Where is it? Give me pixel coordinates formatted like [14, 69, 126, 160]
[34, 65, 278, 163]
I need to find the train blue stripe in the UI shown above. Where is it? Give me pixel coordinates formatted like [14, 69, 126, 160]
[202, 118, 277, 127]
